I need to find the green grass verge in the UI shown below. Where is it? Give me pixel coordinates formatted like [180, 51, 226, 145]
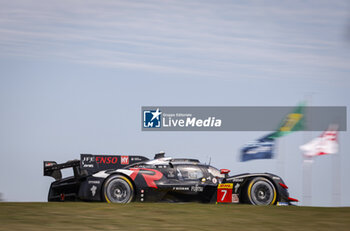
[0, 203, 349, 231]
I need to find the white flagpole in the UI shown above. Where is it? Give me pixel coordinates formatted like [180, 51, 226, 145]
[302, 94, 313, 206]
[277, 139, 284, 179]
[302, 155, 313, 206]
[332, 129, 341, 207]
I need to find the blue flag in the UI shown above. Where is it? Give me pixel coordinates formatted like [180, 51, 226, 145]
[241, 134, 275, 162]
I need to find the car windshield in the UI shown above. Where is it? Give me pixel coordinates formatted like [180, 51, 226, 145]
[208, 166, 225, 178]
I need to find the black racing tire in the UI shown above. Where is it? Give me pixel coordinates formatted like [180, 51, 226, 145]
[247, 177, 277, 205]
[102, 175, 134, 203]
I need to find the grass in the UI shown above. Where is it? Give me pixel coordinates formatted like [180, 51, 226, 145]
[0, 203, 349, 231]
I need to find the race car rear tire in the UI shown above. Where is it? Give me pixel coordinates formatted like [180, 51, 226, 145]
[103, 175, 134, 203]
[247, 177, 277, 205]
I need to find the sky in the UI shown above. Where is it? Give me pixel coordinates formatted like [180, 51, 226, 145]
[0, 0, 349, 206]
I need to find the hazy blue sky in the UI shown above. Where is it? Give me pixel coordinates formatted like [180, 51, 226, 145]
[0, 0, 349, 206]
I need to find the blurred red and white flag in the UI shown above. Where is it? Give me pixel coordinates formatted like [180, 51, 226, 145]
[300, 129, 338, 157]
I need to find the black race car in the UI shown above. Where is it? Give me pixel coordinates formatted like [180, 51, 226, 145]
[44, 152, 298, 205]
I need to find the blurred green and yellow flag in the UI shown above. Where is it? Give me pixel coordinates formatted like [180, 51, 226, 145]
[269, 103, 305, 138]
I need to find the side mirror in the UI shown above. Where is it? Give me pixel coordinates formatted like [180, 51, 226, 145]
[220, 169, 230, 176]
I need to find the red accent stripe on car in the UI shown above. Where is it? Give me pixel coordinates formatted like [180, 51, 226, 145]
[288, 197, 299, 202]
[128, 168, 163, 188]
[279, 183, 288, 189]
[140, 169, 163, 188]
[129, 168, 140, 180]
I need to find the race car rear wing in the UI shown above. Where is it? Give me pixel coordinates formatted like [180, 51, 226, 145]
[43, 160, 81, 181]
[44, 154, 149, 180]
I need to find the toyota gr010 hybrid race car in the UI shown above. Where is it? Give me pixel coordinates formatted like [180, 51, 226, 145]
[44, 153, 298, 205]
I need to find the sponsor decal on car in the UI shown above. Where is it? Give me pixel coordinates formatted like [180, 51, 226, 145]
[96, 156, 118, 164]
[82, 163, 94, 168]
[191, 185, 204, 192]
[88, 180, 101, 184]
[90, 185, 97, 197]
[218, 183, 233, 189]
[234, 183, 240, 193]
[121, 156, 129, 165]
[217, 183, 233, 203]
[82, 156, 95, 168]
[232, 194, 239, 203]
[131, 157, 144, 162]
[172, 187, 190, 191]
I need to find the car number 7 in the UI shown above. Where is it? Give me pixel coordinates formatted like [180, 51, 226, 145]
[221, 189, 227, 201]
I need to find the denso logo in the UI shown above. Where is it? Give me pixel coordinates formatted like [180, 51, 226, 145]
[95, 156, 118, 164]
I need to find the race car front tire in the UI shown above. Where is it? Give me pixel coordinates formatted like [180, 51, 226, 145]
[247, 177, 277, 205]
[103, 175, 134, 203]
